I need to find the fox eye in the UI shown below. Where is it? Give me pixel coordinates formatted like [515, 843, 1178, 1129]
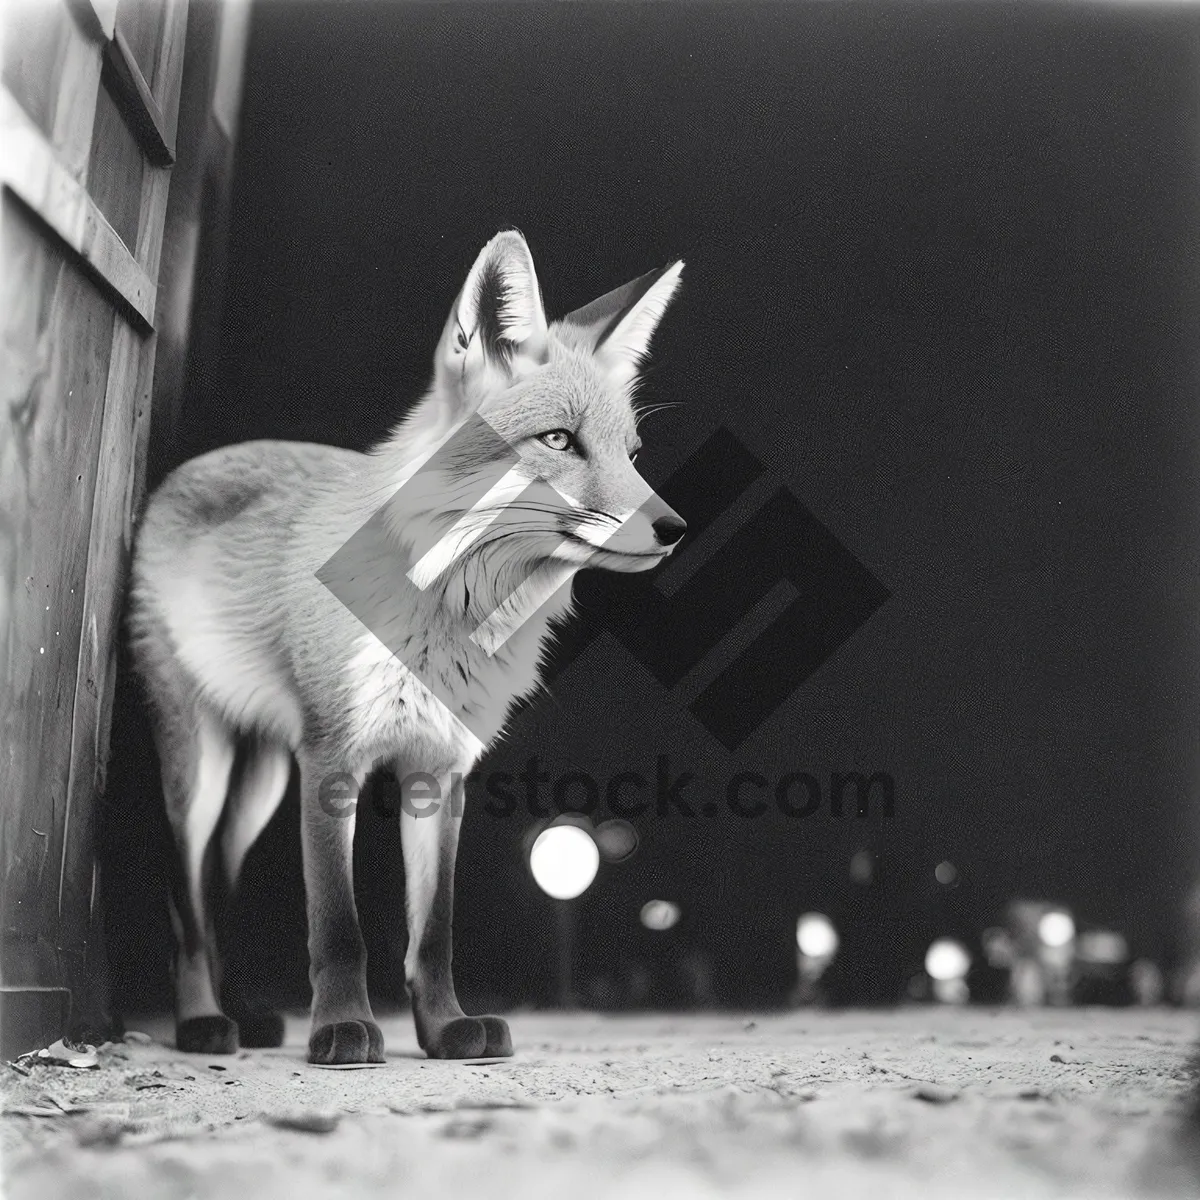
[537, 429, 574, 452]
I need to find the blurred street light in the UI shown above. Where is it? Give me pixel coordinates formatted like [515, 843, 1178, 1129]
[527, 819, 602, 1008]
[640, 899, 682, 932]
[791, 913, 839, 1007]
[529, 824, 600, 900]
[796, 912, 839, 958]
[1035, 908, 1075, 1005]
[1037, 910, 1075, 949]
[925, 938, 971, 1004]
[1076, 929, 1127, 966]
[925, 938, 970, 982]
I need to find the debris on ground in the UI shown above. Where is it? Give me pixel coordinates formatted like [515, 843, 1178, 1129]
[16, 1040, 99, 1071]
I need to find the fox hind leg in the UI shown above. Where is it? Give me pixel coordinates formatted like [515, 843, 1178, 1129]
[153, 695, 239, 1054]
[219, 738, 292, 1048]
[221, 739, 292, 889]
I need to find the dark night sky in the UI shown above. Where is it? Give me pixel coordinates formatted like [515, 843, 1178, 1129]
[110, 1, 1200, 1011]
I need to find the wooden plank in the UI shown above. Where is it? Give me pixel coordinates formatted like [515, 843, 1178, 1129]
[133, 0, 188, 280]
[102, 28, 174, 166]
[87, 72, 147, 251]
[3, 0, 74, 141]
[114, 0, 167, 86]
[151, 0, 189, 172]
[50, 6, 104, 182]
[56, 0, 190, 1037]
[0, 0, 105, 182]
[57, 314, 153, 1030]
[145, 0, 224, 484]
[0, 198, 116, 990]
[1, 85, 156, 327]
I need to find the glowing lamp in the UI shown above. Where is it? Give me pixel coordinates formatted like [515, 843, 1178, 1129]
[796, 912, 839, 958]
[1037, 910, 1075, 949]
[925, 938, 971, 982]
[529, 824, 599, 900]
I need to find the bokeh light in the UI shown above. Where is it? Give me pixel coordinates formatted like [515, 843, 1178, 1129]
[982, 926, 1015, 968]
[1037, 910, 1075, 948]
[934, 860, 958, 886]
[1077, 929, 1127, 965]
[925, 938, 971, 981]
[529, 824, 600, 900]
[640, 899, 681, 931]
[593, 818, 639, 864]
[796, 912, 839, 958]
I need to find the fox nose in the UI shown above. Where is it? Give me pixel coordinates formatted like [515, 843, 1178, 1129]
[652, 514, 687, 547]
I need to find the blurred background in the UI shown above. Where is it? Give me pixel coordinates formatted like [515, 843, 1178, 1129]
[100, 0, 1200, 1021]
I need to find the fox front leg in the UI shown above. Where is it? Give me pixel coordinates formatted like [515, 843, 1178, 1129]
[398, 767, 512, 1059]
[299, 751, 385, 1065]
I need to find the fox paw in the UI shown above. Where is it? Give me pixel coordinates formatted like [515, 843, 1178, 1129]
[308, 1020, 385, 1065]
[422, 1016, 489, 1060]
[177, 1015, 239, 1054]
[479, 1015, 513, 1057]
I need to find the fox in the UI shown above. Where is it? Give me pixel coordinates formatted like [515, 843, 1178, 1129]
[127, 230, 687, 1063]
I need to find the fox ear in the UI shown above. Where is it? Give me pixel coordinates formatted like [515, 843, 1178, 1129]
[560, 261, 684, 390]
[437, 230, 548, 393]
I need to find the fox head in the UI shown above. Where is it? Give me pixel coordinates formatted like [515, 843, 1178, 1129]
[390, 231, 687, 607]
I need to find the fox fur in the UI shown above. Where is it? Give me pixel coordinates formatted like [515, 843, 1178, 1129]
[127, 231, 686, 1062]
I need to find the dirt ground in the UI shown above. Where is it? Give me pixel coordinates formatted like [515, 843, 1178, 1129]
[3, 1008, 1199, 1199]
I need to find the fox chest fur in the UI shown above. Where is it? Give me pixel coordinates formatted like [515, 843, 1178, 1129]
[333, 593, 565, 772]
